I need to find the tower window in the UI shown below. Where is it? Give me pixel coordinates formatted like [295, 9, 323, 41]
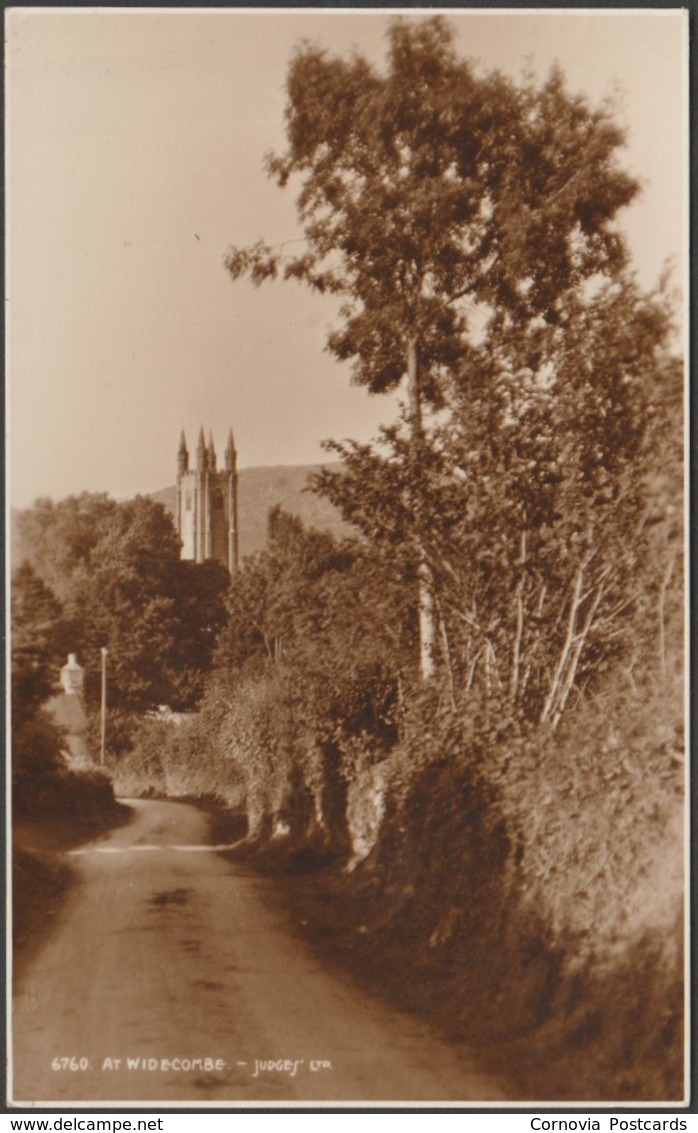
[213, 492, 223, 510]
[185, 493, 192, 511]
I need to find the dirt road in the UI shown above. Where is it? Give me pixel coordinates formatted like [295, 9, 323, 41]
[12, 798, 506, 1105]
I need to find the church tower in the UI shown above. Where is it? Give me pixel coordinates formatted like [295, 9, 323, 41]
[175, 427, 238, 571]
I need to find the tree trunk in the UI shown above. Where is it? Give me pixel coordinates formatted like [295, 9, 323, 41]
[550, 581, 606, 730]
[540, 566, 584, 726]
[407, 334, 423, 437]
[436, 598, 457, 711]
[406, 333, 436, 680]
[509, 530, 527, 705]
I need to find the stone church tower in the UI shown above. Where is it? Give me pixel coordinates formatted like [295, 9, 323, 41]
[175, 428, 239, 571]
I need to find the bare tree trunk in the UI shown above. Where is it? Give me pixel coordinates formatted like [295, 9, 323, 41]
[436, 599, 457, 712]
[406, 335, 422, 435]
[396, 672, 406, 742]
[520, 584, 545, 703]
[509, 530, 527, 705]
[417, 550, 436, 680]
[465, 650, 479, 692]
[406, 332, 436, 680]
[550, 581, 606, 729]
[540, 566, 584, 726]
[485, 638, 502, 690]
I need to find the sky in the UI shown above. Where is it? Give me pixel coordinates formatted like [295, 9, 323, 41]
[6, 7, 688, 508]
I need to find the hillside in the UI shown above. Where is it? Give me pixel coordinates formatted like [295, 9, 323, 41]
[151, 463, 352, 559]
[10, 465, 353, 572]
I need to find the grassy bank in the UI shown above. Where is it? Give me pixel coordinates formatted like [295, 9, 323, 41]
[13, 795, 132, 983]
[226, 678, 684, 1104]
[233, 830, 682, 1103]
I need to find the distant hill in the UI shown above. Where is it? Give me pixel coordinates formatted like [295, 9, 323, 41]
[151, 463, 353, 559]
[10, 465, 353, 571]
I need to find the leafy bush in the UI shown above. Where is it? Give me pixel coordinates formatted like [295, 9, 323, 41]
[13, 710, 120, 820]
[12, 712, 67, 815]
[110, 711, 245, 807]
[341, 658, 684, 1098]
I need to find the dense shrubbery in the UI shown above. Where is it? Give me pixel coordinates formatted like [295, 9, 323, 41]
[12, 707, 120, 820]
[116, 508, 414, 856]
[351, 662, 684, 1099]
[12, 711, 67, 815]
[110, 710, 245, 807]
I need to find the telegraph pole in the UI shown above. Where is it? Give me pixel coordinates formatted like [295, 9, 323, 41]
[100, 647, 108, 767]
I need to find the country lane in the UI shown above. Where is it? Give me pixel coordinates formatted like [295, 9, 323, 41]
[12, 797, 506, 1105]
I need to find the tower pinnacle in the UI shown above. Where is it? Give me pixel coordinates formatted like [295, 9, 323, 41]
[196, 427, 208, 472]
[225, 428, 237, 471]
[177, 430, 189, 475]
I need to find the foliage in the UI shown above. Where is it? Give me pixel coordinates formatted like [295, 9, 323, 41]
[318, 272, 679, 729]
[226, 16, 641, 677]
[11, 707, 120, 821]
[217, 505, 413, 678]
[12, 711, 66, 811]
[11, 562, 66, 726]
[84, 706, 141, 762]
[226, 18, 637, 402]
[179, 509, 414, 854]
[13, 493, 118, 601]
[310, 667, 683, 1099]
[109, 711, 246, 806]
[166, 559, 231, 705]
[15, 493, 229, 712]
[11, 564, 70, 815]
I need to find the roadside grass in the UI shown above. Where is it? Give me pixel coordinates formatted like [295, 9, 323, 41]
[12, 845, 76, 984]
[12, 801, 132, 983]
[238, 845, 683, 1103]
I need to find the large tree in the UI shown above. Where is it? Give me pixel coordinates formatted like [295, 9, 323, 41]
[318, 270, 679, 727]
[225, 16, 639, 676]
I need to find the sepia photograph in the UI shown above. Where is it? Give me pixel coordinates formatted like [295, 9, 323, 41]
[6, 6, 688, 1108]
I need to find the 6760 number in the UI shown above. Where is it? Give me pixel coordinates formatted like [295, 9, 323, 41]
[52, 1057, 90, 1071]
